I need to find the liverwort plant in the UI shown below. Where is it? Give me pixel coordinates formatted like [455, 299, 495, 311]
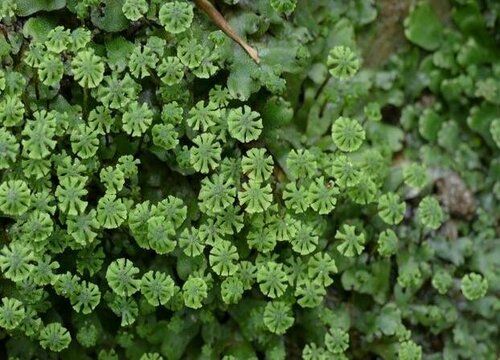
[0, 0, 498, 359]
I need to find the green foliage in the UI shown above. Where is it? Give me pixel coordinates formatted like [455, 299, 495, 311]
[404, 2, 443, 51]
[335, 224, 365, 257]
[106, 258, 140, 297]
[327, 46, 360, 79]
[55, 176, 88, 215]
[0, 297, 25, 330]
[257, 261, 288, 299]
[417, 196, 444, 230]
[270, 0, 297, 15]
[308, 177, 339, 215]
[122, 0, 148, 21]
[227, 106, 263, 143]
[460, 273, 488, 301]
[241, 148, 274, 182]
[182, 276, 208, 309]
[378, 193, 406, 225]
[122, 101, 154, 137]
[239, 180, 273, 214]
[377, 229, 398, 257]
[39, 323, 71, 352]
[140, 270, 176, 306]
[0, 0, 497, 359]
[71, 281, 101, 314]
[0, 180, 31, 216]
[325, 327, 349, 354]
[190, 133, 222, 173]
[263, 301, 294, 335]
[331, 116, 365, 152]
[71, 49, 105, 88]
[403, 163, 428, 189]
[158, 2, 194, 34]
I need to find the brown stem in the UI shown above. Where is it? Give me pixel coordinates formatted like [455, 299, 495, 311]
[194, 0, 260, 64]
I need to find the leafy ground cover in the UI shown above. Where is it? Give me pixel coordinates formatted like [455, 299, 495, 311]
[0, 0, 498, 359]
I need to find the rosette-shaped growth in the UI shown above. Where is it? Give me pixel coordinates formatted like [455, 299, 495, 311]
[38, 54, 64, 87]
[461, 273, 488, 300]
[398, 340, 422, 360]
[22, 110, 57, 160]
[286, 149, 317, 179]
[377, 229, 398, 257]
[378, 193, 406, 225]
[106, 258, 140, 297]
[220, 276, 244, 304]
[158, 57, 185, 85]
[147, 216, 176, 254]
[331, 117, 365, 152]
[39, 323, 71, 352]
[403, 163, 429, 189]
[70, 124, 100, 159]
[290, 223, 318, 255]
[283, 182, 310, 213]
[0, 180, 31, 216]
[247, 227, 277, 253]
[70, 281, 101, 314]
[432, 269, 453, 295]
[0, 243, 34, 282]
[45, 26, 71, 53]
[308, 253, 337, 287]
[0, 95, 24, 127]
[335, 224, 365, 257]
[241, 148, 274, 182]
[187, 100, 220, 132]
[198, 174, 236, 214]
[295, 280, 326, 308]
[107, 294, 138, 326]
[327, 46, 360, 79]
[238, 180, 273, 214]
[209, 240, 239, 276]
[263, 301, 294, 335]
[152, 123, 179, 150]
[158, 2, 194, 34]
[308, 177, 339, 214]
[122, 0, 148, 21]
[179, 228, 205, 257]
[177, 40, 205, 70]
[129, 45, 158, 78]
[70, 28, 91, 51]
[140, 271, 176, 306]
[97, 73, 139, 109]
[55, 176, 88, 216]
[270, 0, 297, 14]
[182, 276, 208, 309]
[417, 196, 444, 230]
[256, 261, 288, 298]
[0, 297, 25, 330]
[227, 106, 263, 143]
[71, 50, 105, 88]
[325, 327, 349, 354]
[122, 101, 153, 137]
[96, 194, 127, 229]
[189, 133, 222, 174]
[329, 154, 362, 188]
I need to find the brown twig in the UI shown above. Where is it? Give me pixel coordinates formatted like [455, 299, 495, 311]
[194, 0, 260, 64]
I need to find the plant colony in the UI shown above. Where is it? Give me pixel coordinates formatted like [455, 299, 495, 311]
[0, 0, 498, 359]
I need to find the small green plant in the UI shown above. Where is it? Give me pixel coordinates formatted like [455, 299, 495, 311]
[0, 0, 498, 359]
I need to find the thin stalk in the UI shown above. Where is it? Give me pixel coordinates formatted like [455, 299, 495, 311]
[34, 73, 40, 100]
[194, 0, 260, 63]
[314, 73, 332, 100]
[83, 87, 89, 119]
